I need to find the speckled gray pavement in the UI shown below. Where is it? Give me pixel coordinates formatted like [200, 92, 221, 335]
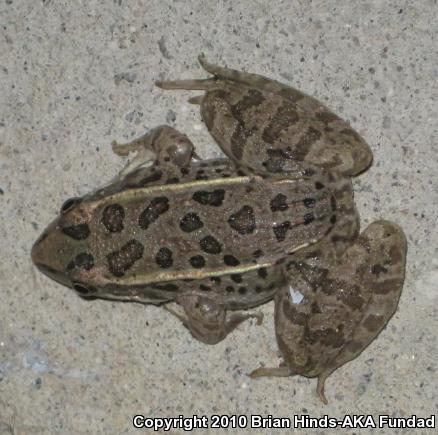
[1, 1, 437, 434]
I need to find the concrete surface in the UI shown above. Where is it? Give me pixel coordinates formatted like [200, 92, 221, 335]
[1, 0, 437, 433]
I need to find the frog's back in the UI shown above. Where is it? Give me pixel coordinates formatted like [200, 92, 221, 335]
[84, 161, 336, 286]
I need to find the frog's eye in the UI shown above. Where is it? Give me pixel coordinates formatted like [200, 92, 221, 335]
[61, 197, 81, 214]
[72, 282, 96, 296]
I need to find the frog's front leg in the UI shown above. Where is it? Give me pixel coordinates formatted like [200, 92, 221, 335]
[165, 293, 263, 345]
[111, 125, 197, 177]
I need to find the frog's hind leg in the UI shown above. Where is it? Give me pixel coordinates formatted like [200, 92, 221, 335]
[312, 220, 406, 404]
[111, 125, 196, 177]
[323, 220, 407, 376]
[198, 55, 314, 106]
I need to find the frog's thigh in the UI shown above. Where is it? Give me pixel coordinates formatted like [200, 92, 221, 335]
[324, 220, 407, 373]
[111, 125, 196, 176]
[315, 220, 406, 403]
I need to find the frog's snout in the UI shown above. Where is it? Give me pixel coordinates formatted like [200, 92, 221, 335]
[31, 220, 70, 287]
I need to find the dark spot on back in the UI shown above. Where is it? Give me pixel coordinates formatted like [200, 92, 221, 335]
[67, 252, 94, 271]
[190, 255, 205, 268]
[102, 204, 125, 233]
[180, 213, 203, 232]
[199, 235, 222, 254]
[258, 267, 268, 279]
[270, 193, 288, 212]
[155, 247, 173, 268]
[228, 205, 256, 234]
[303, 213, 315, 225]
[315, 181, 324, 190]
[199, 284, 211, 291]
[193, 189, 225, 207]
[107, 239, 144, 277]
[138, 197, 169, 230]
[226, 285, 235, 293]
[273, 221, 291, 242]
[253, 249, 264, 258]
[223, 255, 240, 266]
[210, 276, 222, 284]
[230, 274, 242, 283]
[62, 223, 90, 240]
[303, 197, 316, 208]
[330, 215, 337, 224]
[238, 287, 247, 294]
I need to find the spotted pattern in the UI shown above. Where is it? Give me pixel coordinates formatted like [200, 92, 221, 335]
[192, 189, 225, 207]
[155, 247, 173, 268]
[231, 89, 265, 123]
[230, 274, 243, 283]
[224, 255, 240, 266]
[228, 205, 256, 235]
[67, 252, 94, 271]
[270, 194, 288, 212]
[262, 148, 294, 173]
[230, 124, 254, 160]
[199, 235, 222, 254]
[102, 204, 125, 233]
[273, 221, 291, 242]
[262, 103, 299, 144]
[190, 255, 205, 268]
[303, 213, 315, 225]
[107, 239, 144, 277]
[179, 213, 203, 232]
[303, 197, 316, 208]
[293, 127, 323, 161]
[62, 223, 90, 240]
[138, 197, 169, 230]
[257, 267, 268, 279]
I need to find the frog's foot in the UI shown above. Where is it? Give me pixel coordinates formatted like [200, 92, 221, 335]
[111, 125, 195, 176]
[249, 366, 294, 379]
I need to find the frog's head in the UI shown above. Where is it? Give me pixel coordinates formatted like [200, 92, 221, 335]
[31, 197, 98, 298]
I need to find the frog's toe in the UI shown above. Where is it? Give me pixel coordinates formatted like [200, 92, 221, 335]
[316, 370, 334, 405]
[155, 77, 217, 91]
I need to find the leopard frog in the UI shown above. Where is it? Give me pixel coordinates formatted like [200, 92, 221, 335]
[32, 57, 406, 401]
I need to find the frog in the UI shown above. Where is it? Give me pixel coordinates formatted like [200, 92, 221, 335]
[32, 56, 400, 361]
[152, 58, 407, 402]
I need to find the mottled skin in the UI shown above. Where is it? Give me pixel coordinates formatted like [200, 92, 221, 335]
[32, 57, 406, 401]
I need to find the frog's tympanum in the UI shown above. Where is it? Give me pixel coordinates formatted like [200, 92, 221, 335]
[32, 57, 406, 403]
